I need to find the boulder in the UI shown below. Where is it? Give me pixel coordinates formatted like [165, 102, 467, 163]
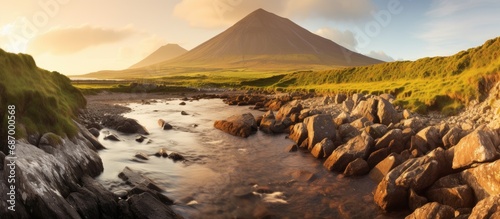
[403, 117, 428, 133]
[154, 148, 169, 157]
[135, 135, 147, 143]
[374, 148, 449, 211]
[367, 147, 390, 168]
[285, 144, 298, 152]
[343, 158, 370, 176]
[350, 117, 373, 129]
[118, 167, 163, 192]
[304, 114, 336, 149]
[168, 152, 185, 161]
[311, 138, 335, 158]
[336, 111, 351, 124]
[408, 189, 428, 211]
[352, 93, 365, 105]
[259, 110, 276, 134]
[128, 193, 183, 219]
[377, 98, 401, 126]
[324, 132, 373, 172]
[405, 202, 455, 219]
[342, 99, 355, 112]
[452, 130, 499, 169]
[351, 98, 379, 123]
[81, 175, 119, 219]
[276, 100, 302, 121]
[374, 129, 403, 150]
[214, 113, 258, 138]
[88, 128, 100, 137]
[104, 134, 120, 141]
[66, 191, 100, 219]
[366, 124, 388, 140]
[338, 124, 360, 143]
[413, 126, 442, 153]
[369, 154, 403, 183]
[181, 111, 189, 116]
[289, 123, 308, 146]
[469, 194, 500, 219]
[134, 152, 149, 160]
[102, 115, 149, 135]
[460, 159, 500, 201]
[426, 174, 475, 209]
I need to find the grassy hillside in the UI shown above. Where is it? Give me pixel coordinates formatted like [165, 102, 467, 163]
[0, 49, 86, 152]
[273, 37, 500, 114]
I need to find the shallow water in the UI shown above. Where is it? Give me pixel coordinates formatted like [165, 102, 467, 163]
[95, 98, 405, 218]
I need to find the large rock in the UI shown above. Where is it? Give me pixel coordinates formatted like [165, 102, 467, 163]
[442, 127, 463, 149]
[324, 132, 373, 172]
[214, 113, 258, 138]
[374, 148, 450, 211]
[338, 124, 360, 143]
[343, 158, 370, 176]
[351, 98, 379, 123]
[342, 99, 355, 112]
[452, 130, 499, 169]
[311, 138, 335, 158]
[377, 98, 401, 126]
[102, 115, 149, 135]
[259, 110, 276, 134]
[289, 123, 308, 146]
[335, 93, 347, 104]
[469, 194, 500, 219]
[275, 100, 302, 121]
[369, 154, 403, 183]
[460, 159, 500, 201]
[128, 193, 183, 219]
[158, 119, 173, 130]
[405, 202, 455, 219]
[374, 129, 403, 150]
[304, 114, 336, 149]
[425, 174, 475, 209]
[412, 126, 442, 154]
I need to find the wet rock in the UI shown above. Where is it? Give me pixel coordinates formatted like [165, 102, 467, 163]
[405, 202, 455, 219]
[158, 119, 173, 130]
[114, 190, 128, 199]
[452, 130, 499, 169]
[76, 122, 106, 150]
[460, 159, 500, 201]
[426, 174, 475, 209]
[291, 170, 316, 182]
[102, 115, 149, 135]
[80, 175, 119, 218]
[289, 123, 308, 146]
[128, 193, 182, 219]
[469, 194, 500, 219]
[377, 97, 401, 126]
[179, 102, 186, 105]
[154, 148, 169, 157]
[181, 111, 189, 116]
[367, 147, 390, 169]
[168, 152, 185, 161]
[67, 190, 100, 219]
[285, 144, 298, 152]
[324, 132, 373, 172]
[89, 128, 100, 137]
[118, 167, 163, 192]
[135, 135, 147, 143]
[259, 110, 277, 134]
[129, 183, 174, 205]
[369, 154, 403, 183]
[311, 138, 335, 158]
[351, 98, 379, 123]
[304, 114, 336, 149]
[214, 113, 258, 138]
[104, 134, 120, 141]
[135, 152, 149, 160]
[343, 158, 369, 176]
[118, 200, 134, 219]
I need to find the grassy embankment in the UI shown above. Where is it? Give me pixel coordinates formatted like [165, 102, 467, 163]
[0, 49, 86, 152]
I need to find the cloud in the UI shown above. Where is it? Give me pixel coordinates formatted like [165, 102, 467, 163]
[173, 0, 375, 28]
[315, 28, 357, 50]
[419, 0, 500, 56]
[366, 51, 394, 62]
[27, 25, 138, 55]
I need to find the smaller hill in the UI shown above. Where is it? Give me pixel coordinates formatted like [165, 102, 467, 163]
[130, 44, 187, 69]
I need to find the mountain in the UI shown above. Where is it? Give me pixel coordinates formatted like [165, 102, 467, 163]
[130, 44, 187, 69]
[161, 8, 382, 68]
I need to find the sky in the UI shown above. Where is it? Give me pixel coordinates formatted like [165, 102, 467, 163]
[0, 0, 499, 75]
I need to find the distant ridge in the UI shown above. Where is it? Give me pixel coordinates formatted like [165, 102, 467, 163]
[130, 44, 187, 69]
[161, 8, 382, 68]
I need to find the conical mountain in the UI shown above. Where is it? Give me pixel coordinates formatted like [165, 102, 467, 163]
[130, 44, 187, 69]
[162, 8, 382, 68]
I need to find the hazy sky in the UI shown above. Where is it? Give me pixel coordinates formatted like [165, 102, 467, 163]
[0, 0, 499, 75]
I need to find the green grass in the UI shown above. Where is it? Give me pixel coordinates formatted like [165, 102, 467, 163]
[0, 49, 86, 152]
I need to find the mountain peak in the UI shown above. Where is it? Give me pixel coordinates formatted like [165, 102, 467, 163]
[129, 44, 187, 69]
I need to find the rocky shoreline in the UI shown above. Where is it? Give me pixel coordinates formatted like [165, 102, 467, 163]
[213, 84, 500, 218]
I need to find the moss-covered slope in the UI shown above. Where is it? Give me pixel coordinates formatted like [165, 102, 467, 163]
[0, 49, 86, 153]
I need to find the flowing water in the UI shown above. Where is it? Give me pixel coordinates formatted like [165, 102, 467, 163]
[95, 98, 405, 219]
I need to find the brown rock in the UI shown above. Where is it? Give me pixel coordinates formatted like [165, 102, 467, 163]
[311, 138, 335, 158]
[214, 113, 257, 138]
[469, 194, 500, 219]
[452, 130, 498, 169]
[377, 97, 401, 126]
[375, 129, 403, 150]
[350, 117, 373, 129]
[408, 189, 428, 211]
[460, 159, 500, 201]
[442, 127, 462, 149]
[351, 98, 379, 123]
[369, 154, 403, 183]
[343, 158, 369, 176]
[405, 202, 455, 219]
[276, 100, 302, 121]
[324, 132, 373, 172]
[304, 114, 336, 149]
[367, 147, 390, 168]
